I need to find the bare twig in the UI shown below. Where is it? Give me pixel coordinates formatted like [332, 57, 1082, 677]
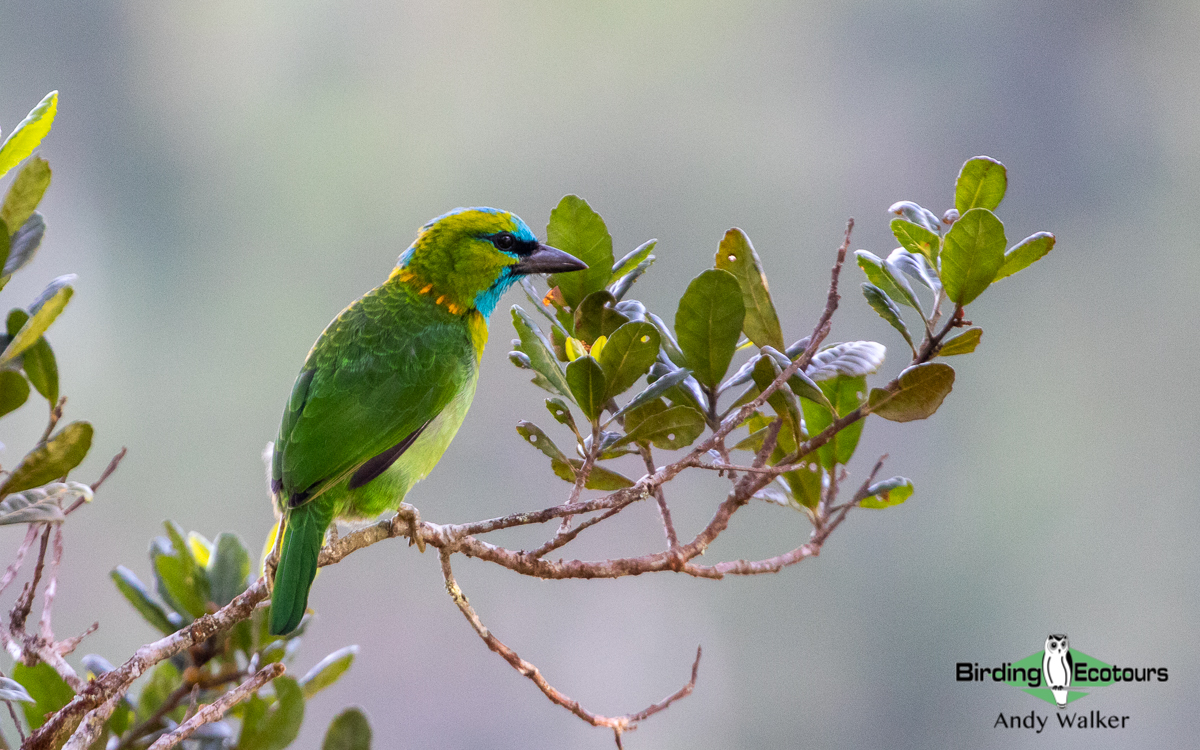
[37, 398, 65, 445]
[146, 663, 285, 750]
[640, 446, 677, 549]
[38, 526, 63, 642]
[439, 549, 700, 745]
[0, 526, 39, 599]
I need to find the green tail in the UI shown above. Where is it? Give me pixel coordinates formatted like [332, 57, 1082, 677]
[270, 502, 334, 635]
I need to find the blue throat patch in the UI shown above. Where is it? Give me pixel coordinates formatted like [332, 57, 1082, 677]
[473, 267, 518, 319]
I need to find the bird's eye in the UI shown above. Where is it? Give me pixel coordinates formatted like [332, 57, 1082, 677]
[495, 233, 516, 250]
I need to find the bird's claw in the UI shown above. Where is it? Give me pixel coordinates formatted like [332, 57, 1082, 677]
[398, 503, 426, 553]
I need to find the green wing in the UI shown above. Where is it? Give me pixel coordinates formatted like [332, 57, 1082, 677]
[272, 287, 474, 505]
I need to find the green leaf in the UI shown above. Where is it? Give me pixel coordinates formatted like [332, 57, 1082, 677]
[750, 355, 801, 434]
[0, 92, 58, 179]
[888, 201, 942, 234]
[954, 156, 1007, 213]
[544, 397, 580, 436]
[516, 421, 570, 462]
[610, 239, 656, 282]
[510, 306, 572, 398]
[0, 276, 74, 366]
[156, 521, 211, 618]
[0, 420, 93, 496]
[862, 284, 914, 355]
[240, 676, 305, 750]
[714, 228, 784, 350]
[0, 220, 8, 279]
[565, 356, 607, 421]
[546, 195, 614, 309]
[21, 335, 58, 404]
[573, 290, 628, 344]
[301, 645, 358, 699]
[805, 341, 886, 381]
[0, 369, 30, 417]
[782, 461, 824, 509]
[888, 248, 941, 293]
[890, 218, 940, 263]
[869, 362, 956, 422]
[2, 156, 51, 232]
[856, 251, 921, 312]
[859, 476, 914, 509]
[674, 269, 744, 389]
[323, 708, 373, 750]
[615, 403, 706, 450]
[2, 212, 46, 277]
[550, 457, 634, 489]
[800, 375, 867, 469]
[0, 481, 90, 525]
[646, 312, 687, 368]
[208, 532, 251, 607]
[111, 565, 178, 634]
[138, 660, 182, 721]
[994, 232, 1055, 282]
[0, 676, 35, 703]
[938, 328, 982, 356]
[609, 367, 691, 423]
[597, 322, 659, 399]
[12, 661, 73, 730]
[608, 256, 654, 302]
[940, 208, 1006, 306]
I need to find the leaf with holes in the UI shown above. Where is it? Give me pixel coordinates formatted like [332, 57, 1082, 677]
[545, 397, 580, 436]
[674, 269, 744, 389]
[714, 228, 784, 350]
[940, 208, 1006, 306]
[891, 218, 940, 263]
[805, 341, 885, 382]
[546, 195, 614, 309]
[869, 362, 955, 422]
[860, 476, 914, 509]
[616, 401, 706, 450]
[955, 156, 1007, 213]
[516, 421, 571, 464]
[994, 231, 1055, 282]
[938, 328, 982, 356]
[597, 321, 659, 399]
[0, 420, 92, 496]
[565, 355, 607, 421]
[510, 306, 571, 398]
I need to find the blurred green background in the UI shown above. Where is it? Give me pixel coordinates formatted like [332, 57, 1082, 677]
[2, 0, 1198, 747]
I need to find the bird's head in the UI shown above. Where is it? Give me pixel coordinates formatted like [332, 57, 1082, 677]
[394, 207, 586, 318]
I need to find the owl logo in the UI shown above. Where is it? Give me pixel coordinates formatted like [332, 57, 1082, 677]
[1042, 633, 1073, 708]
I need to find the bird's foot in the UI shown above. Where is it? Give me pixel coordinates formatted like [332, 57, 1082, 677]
[397, 503, 426, 553]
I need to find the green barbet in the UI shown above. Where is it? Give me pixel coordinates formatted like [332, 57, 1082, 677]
[267, 207, 586, 635]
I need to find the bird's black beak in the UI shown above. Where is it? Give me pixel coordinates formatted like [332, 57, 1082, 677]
[511, 244, 588, 275]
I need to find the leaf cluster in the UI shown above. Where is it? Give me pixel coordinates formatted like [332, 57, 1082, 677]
[510, 159, 1053, 515]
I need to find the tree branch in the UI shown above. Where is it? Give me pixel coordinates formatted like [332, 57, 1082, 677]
[146, 664, 285, 750]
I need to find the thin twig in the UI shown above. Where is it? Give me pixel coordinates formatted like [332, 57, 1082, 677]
[37, 398, 65, 445]
[0, 526, 38, 599]
[11, 525, 51, 633]
[38, 526, 64, 642]
[640, 446, 677, 549]
[146, 663, 285, 750]
[439, 549, 700, 741]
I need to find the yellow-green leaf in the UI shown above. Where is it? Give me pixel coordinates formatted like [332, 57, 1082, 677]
[674, 269, 744, 389]
[994, 232, 1055, 282]
[0, 420, 93, 495]
[1, 156, 51, 232]
[940, 208, 1005, 306]
[714, 228, 784, 350]
[0, 92, 58, 179]
[938, 328, 982, 356]
[954, 156, 1007, 213]
[868, 363, 955, 422]
[0, 276, 74, 365]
